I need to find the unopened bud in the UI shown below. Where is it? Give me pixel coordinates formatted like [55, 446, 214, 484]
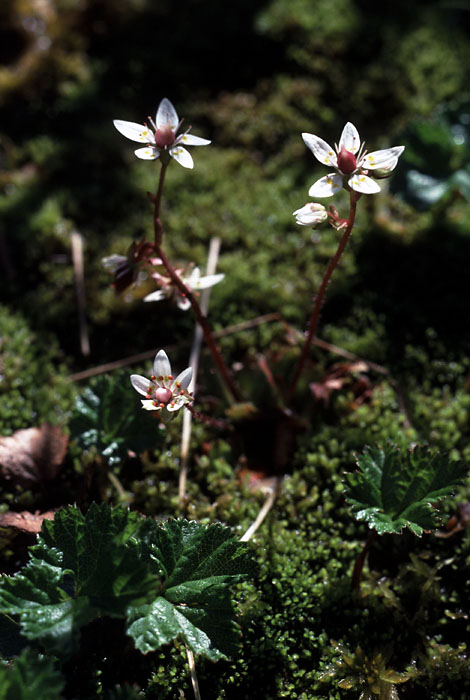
[293, 202, 328, 227]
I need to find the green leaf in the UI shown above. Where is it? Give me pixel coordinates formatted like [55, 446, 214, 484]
[127, 519, 255, 660]
[0, 649, 64, 700]
[0, 504, 158, 655]
[343, 445, 468, 535]
[70, 372, 160, 464]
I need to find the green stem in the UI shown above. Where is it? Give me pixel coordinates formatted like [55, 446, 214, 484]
[288, 190, 360, 401]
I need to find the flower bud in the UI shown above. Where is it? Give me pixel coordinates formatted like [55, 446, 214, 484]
[293, 202, 328, 227]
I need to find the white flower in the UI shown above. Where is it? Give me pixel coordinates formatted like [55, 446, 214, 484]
[130, 350, 193, 413]
[113, 98, 210, 169]
[144, 266, 225, 311]
[302, 122, 405, 197]
[293, 202, 328, 227]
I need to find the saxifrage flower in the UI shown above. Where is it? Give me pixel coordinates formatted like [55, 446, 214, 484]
[143, 266, 225, 310]
[302, 122, 404, 197]
[130, 350, 193, 413]
[114, 98, 210, 169]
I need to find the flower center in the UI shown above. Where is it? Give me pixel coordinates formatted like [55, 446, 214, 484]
[154, 387, 173, 404]
[154, 125, 175, 148]
[337, 146, 357, 174]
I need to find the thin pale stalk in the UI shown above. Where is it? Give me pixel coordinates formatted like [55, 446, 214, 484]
[179, 238, 221, 506]
[240, 479, 279, 542]
[288, 190, 360, 400]
[186, 646, 202, 700]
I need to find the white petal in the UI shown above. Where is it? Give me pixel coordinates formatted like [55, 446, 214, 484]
[192, 273, 225, 290]
[166, 398, 185, 412]
[361, 146, 405, 171]
[143, 290, 166, 303]
[113, 120, 153, 143]
[153, 350, 171, 378]
[183, 268, 201, 286]
[170, 146, 194, 169]
[141, 399, 160, 411]
[338, 122, 361, 154]
[135, 147, 159, 160]
[102, 254, 127, 271]
[130, 374, 152, 396]
[348, 174, 381, 194]
[156, 98, 179, 130]
[302, 133, 337, 167]
[173, 366, 193, 391]
[308, 173, 343, 197]
[176, 297, 191, 311]
[180, 133, 211, 146]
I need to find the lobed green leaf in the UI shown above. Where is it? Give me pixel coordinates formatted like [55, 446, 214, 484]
[344, 445, 467, 535]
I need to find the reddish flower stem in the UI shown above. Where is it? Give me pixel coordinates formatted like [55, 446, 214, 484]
[288, 190, 360, 400]
[351, 528, 378, 590]
[152, 163, 242, 403]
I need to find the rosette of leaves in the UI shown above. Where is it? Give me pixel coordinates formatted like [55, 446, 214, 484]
[343, 444, 467, 535]
[69, 372, 160, 465]
[0, 504, 255, 662]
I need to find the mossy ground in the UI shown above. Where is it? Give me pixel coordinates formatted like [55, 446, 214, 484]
[1, 0, 470, 697]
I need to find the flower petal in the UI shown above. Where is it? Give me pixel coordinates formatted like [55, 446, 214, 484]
[166, 397, 186, 412]
[102, 254, 127, 271]
[113, 120, 153, 143]
[143, 290, 166, 302]
[153, 350, 171, 378]
[180, 133, 211, 146]
[348, 173, 381, 194]
[173, 366, 193, 392]
[302, 133, 337, 167]
[193, 273, 225, 290]
[338, 122, 361, 154]
[156, 98, 179, 130]
[169, 146, 194, 168]
[141, 399, 160, 411]
[308, 173, 343, 197]
[134, 147, 159, 160]
[130, 374, 152, 397]
[176, 297, 191, 311]
[361, 146, 405, 171]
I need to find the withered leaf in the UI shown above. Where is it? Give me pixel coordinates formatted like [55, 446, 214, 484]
[0, 510, 56, 534]
[0, 424, 68, 486]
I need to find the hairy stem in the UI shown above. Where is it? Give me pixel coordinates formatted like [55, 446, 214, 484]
[351, 528, 378, 590]
[288, 190, 360, 400]
[151, 164, 241, 403]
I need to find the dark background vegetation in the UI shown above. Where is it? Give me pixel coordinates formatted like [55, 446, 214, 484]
[1, 0, 470, 698]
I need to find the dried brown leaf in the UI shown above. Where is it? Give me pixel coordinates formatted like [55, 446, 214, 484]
[0, 424, 68, 486]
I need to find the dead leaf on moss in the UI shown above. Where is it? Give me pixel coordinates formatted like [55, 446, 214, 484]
[0, 510, 56, 533]
[0, 424, 68, 486]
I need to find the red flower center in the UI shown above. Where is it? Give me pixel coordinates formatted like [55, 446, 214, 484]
[154, 125, 175, 148]
[337, 146, 357, 174]
[154, 387, 173, 404]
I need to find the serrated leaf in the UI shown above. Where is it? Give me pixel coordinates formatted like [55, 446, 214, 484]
[344, 445, 467, 535]
[69, 373, 160, 463]
[127, 519, 255, 660]
[0, 504, 158, 655]
[0, 649, 64, 700]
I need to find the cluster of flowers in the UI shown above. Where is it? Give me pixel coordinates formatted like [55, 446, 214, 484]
[112, 99, 405, 414]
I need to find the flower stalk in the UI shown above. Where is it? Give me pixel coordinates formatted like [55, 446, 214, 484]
[288, 189, 360, 400]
